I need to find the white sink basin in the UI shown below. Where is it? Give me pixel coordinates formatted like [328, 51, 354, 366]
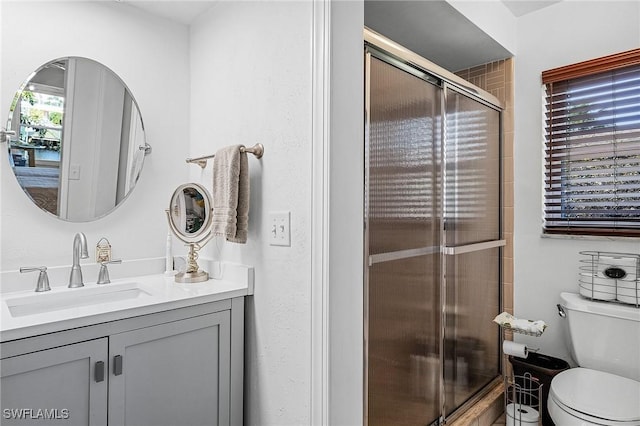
[4, 282, 152, 317]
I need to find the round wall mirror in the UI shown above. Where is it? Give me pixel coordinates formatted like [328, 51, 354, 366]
[166, 183, 213, 283]
[5, 57, 150, 222]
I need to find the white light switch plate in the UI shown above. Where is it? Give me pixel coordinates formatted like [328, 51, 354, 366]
[69, 164, 81, 180]
[269, 211, 291, 246]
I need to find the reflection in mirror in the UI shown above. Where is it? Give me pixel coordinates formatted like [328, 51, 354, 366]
[6, 57, 149, 222]
[166, 183, 213, 284]
[169, 184, 212, 238]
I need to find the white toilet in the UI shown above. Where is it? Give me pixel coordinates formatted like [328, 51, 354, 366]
[548, 292, 640, 426]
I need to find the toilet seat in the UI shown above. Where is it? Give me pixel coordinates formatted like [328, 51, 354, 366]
[549, 368, 640, 425]
[549, 394, 640, 426]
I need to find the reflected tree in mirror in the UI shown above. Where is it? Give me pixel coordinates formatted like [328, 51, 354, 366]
[6, 57, 149, 222]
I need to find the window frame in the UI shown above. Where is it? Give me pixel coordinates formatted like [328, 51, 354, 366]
[542, 48, 640, 237]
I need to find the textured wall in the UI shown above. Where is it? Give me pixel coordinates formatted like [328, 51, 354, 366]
[189, 3, 313, 424]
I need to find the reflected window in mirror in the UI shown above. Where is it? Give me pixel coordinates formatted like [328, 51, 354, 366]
[8, 60, 66, 216]
[182, 187, 206, 234]
[6, 57, 149, 222]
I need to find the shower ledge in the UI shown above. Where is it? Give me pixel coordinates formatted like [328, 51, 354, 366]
[448, 380, 504, 426]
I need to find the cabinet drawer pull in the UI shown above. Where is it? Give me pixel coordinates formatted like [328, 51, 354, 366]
[95, 361, 105, 382]
[114, 355, 123, 376]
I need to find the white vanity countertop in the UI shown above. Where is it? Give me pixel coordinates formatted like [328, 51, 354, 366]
[0, 262, 254, 342]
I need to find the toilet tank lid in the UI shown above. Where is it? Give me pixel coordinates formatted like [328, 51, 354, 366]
[551, 368, 640, 422]
[560, 292, 640, 323]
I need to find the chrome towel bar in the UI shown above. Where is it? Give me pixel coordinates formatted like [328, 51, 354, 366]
[186, 143, 264, 169]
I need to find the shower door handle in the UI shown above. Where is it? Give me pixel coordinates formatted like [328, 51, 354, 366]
[368, 246, 440, 266]
[442, 239, 505, 256]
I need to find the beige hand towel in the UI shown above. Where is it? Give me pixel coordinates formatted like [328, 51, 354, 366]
[212, 145, 249, 243]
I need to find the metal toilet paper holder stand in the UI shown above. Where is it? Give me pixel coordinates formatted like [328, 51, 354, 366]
[504, 372, 542, 425]
[497, 320, 544, 425]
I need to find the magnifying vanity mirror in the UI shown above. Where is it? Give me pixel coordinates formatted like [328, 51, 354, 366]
[5, 57, 150, 222]
[166, 183, 214, 283]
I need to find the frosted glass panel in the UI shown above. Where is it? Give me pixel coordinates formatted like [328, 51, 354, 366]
[368, 255, 441, 426]
[366, 55, 442, 426]
[365, 50, 502, 425]
[367, 57, 441, 255]
[443, 248, 501, 415]
[445, 90, 500, 246]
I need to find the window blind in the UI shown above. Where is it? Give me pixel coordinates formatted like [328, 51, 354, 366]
[543, 49, 640, 236]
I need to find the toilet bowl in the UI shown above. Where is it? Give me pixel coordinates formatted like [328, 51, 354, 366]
[548, 368, 640, 426]
[550, 292, 640, 426]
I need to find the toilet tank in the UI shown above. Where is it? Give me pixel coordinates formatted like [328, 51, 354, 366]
[560, 292, 640, 381]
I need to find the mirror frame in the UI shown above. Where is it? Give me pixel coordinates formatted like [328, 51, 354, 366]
[167, 183, 213, 244]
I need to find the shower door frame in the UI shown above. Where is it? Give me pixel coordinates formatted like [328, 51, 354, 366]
[363, 28, 505, 426]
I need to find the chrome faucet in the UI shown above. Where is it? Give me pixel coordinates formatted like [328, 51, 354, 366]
[20, 266, 51, 292]
[97, 259, 122, 285]
[69, 232, 89, 288]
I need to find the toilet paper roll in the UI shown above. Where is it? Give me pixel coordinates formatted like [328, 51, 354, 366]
[503, 340, 528, 358]
[579, 285, 616, 301]
[597, 256, 638, 281]
[617, 287, 639, 305]
[506, 403, 539, 426]
[617, 295, 639, 305]
[578, 274, 617, 301]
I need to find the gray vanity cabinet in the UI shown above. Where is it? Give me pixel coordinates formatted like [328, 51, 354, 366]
[0, 338, 108, 425]
[0, 297, 244, 426]
[108, 311, 231, 426]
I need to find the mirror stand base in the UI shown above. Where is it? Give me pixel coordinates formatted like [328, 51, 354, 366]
[173, 240, 209, 283]
[175, 270, 209, 283]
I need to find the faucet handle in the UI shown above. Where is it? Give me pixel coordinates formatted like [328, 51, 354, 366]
[97, 259, 122, 285]
[20, 266, 51, 292]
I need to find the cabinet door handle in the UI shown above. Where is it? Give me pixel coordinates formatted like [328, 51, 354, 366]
[113, 355, 123, 376]
[95, 361, 105, 382]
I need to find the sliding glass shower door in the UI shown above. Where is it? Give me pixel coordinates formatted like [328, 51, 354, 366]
[365, 54, 442, 426]
[365, 44, 502, 426]
[442, 89, 502, 415]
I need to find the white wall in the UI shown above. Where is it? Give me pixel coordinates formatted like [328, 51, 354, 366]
[513, 1, 640, 361]
[328, 2, 364, 425]
[0, 2, 190, 274]
[11, 0, 623, 423]
[447, 0, 517, 55]
[1, 2, 359, 424]
[189, 2, 314, 424]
